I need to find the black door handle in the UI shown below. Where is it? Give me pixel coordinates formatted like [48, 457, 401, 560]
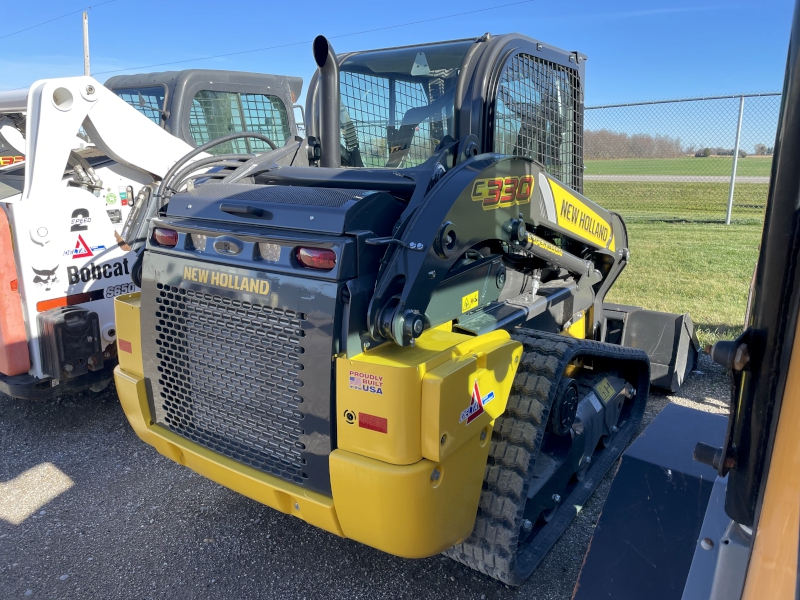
[219, 203, 271, 219]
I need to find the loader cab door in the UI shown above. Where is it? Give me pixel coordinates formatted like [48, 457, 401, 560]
[485, 39, 586, 193]
[186, 90, 292, 155]
[332, 39, 474, 168]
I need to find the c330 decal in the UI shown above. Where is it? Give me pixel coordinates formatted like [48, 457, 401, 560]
[471, 175, 534, 210]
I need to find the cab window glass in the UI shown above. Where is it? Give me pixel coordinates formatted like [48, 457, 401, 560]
[337, 40, 473, 168]
[113, 86, 166, 125]
[493, 53, 583, 193]
[190, 91, 291, 155]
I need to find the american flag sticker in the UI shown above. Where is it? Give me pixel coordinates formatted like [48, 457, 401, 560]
[349, 370, 384, 395]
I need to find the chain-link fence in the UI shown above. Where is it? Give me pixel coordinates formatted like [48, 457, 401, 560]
[584, 93, 781, 223]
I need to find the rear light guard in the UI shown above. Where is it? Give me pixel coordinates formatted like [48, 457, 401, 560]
[147, 220, 353, 280]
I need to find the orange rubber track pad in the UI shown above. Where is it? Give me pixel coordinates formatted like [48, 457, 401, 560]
[0, 209, 30, 375]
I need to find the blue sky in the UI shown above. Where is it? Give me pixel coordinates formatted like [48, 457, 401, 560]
[1, 0, 794, 105]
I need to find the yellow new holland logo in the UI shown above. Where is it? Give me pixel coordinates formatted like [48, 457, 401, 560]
[183, 266, 270, 295]
[549, 179, 615, 251]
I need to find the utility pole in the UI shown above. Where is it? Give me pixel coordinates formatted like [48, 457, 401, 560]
[82, 11, 90, 76]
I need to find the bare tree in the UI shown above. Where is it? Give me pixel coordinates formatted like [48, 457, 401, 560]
[585, 129, 683, 159]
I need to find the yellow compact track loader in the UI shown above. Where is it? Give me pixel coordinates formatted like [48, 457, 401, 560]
[112, 33, 696, 584]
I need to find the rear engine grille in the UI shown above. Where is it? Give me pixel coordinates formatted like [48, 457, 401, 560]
[154, 283, 308, 485]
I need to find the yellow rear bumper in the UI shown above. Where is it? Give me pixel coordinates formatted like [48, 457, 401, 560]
[114, 292, 510, 558]
[115, 366, 490, 557]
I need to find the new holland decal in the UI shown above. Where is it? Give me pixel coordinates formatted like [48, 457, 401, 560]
[527, 233, 563, 256]
[548, 178, 616, 251]
[471, 175, 534, 210]
[182, 266, 270, 295]
[460, 380, 496, 425]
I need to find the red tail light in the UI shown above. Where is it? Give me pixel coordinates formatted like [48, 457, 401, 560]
[295, 247, 336, 270]
[153, 228, 178, 247]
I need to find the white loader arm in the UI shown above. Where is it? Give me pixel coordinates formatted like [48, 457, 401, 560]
[18, 76, 201, 203]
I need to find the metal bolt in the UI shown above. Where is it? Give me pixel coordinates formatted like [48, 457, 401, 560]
[734, 344, 750, 370]
[700, 538, 714, 550]
[85, 85, 95, 94]
[294, 502, 300, 511]
[428, 270, 436, 279]
[363, 341, 370, 350]
[612, 426, 619, 433]
[480, 430, 487, 441]
[440, 434, 447, 446]
[552, 494, 561, 503]
[514, 356, 519, 364]
[430, 468, 441, 482]
[64, 363, 74, 372]
[413, 319, 424, 335]
[187, 204, 192, 209]
[88, 356, 97, 367]
[522, 519, 533, 533]
[103, 352, 111, 359]
[585, 456, 592, 464]
[409, 338, 416, 347]
[309, 216, 315, 221]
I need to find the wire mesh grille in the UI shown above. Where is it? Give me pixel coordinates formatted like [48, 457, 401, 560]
[583, 93, 781, 222]
[494, 53, 584, 193]
[153, 283, 308, 485]
[340, 71, 453, 168]
[241, 94, 291, 152]
[340, 72, 390, 167]
[113, 87, 165, 124]
[189, 91, 291, 155]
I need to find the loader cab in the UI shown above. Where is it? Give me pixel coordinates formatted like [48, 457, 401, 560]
[305, 33, 585, 192]
[105, 69, 303, 155]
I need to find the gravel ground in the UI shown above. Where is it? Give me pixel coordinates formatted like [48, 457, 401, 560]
[0, 354, 730, 600]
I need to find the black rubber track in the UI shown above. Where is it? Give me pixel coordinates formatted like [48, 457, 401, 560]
[444, 329, 650, 585]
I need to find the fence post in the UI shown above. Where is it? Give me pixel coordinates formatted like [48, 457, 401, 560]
[726, 95, 745, 224]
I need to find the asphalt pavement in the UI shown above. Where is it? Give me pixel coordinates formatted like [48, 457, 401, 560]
[0, 354, 730, 600]
[584, 174, 769, 183]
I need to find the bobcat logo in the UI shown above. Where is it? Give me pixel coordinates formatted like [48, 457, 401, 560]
[32, 266, 59, 291]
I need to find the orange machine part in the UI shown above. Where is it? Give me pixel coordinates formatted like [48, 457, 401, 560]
[0, 208, 30, 375]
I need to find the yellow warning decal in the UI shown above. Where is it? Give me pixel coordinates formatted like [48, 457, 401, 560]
[594, 378, 616, 403]
[461, 290, 479, 313]
[527, 233, 563, 256]
[183, 266, 270, 295]
[549, 179, 616, 252]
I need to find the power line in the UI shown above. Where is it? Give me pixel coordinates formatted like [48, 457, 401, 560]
[0, 0, 119, 41]
[94, 0, 535, 76]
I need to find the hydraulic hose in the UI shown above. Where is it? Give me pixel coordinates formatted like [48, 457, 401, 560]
[130, 132, 277, 257]
[168, 156, 253, 194]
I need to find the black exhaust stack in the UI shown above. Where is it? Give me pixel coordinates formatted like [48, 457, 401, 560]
[313, 35, 340, 169]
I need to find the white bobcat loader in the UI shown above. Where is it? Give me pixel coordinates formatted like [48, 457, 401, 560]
[0, 70, 301, 399]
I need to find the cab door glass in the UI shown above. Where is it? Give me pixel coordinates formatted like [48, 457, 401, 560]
[190, 91, 291, 155]
[493, 53, 583, 193]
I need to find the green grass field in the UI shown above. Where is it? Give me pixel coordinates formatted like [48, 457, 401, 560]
[585, 156, 772, 177]
[584, 181, 768, 223]
[606, 221, 762, 348]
